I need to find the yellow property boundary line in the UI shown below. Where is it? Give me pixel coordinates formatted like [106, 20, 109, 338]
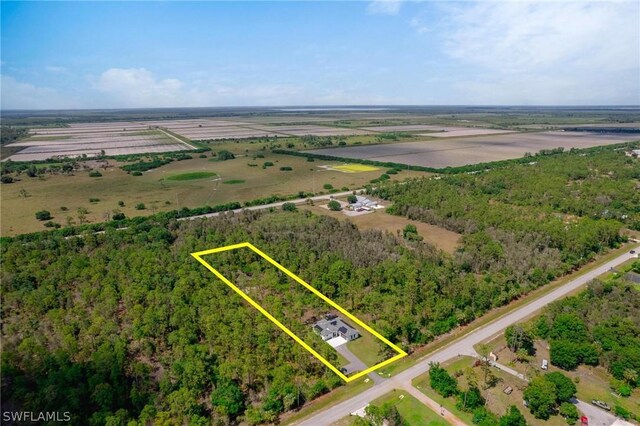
[191, 242, 407, 382]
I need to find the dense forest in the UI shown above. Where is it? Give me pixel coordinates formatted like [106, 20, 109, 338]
[2, 148, 639, 424]
[373, 149, 640, 286]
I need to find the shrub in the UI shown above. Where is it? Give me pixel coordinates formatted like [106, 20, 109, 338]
[327, 200, 341, 211]
[199, 154, 207, 158]
[559, 402, 579, 424]
[347, 195, 357, 204]
[118, 201, 125, 207]
[1, 176, 14, 183]
[135, 203, 146, 210]
[217, 150, 235, 161]
[35, 210, 52, 221]
[545, 372, 576, 403]
[618, 383, 632, 397]
[456, 386, 484, 412]
[498, 406, 527, 426]
[112, 212, 126, 221]
[263, 162, 274, 167]
[281, 202, 297, 212]
[43, 221, 61, 229]
[323, 183, 333, 190]
[614, 405, 631, 420]
[306, 157, 315, 162]
[132, 171, 143, 176]
[523, 376, 557, 420]
[60, 206, 69, 211]
[428, 362, 459, 397]
[89, 198, 100, 203]
[89, 170, 102, 177]
[279, 166, 293, 171]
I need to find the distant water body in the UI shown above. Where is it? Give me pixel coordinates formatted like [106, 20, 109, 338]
[278, 107, 392, 112]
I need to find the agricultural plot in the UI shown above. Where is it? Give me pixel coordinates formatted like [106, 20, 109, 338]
[418, 128, 514, 138]
[8, 129, 191, 161]
[173, 126, 282, 140]
[362, 124, 514, 138]
[304, 131, 636, 168]
[250, 125, 372, 137]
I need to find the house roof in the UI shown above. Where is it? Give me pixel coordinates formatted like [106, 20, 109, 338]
[314, 316, 359, 337]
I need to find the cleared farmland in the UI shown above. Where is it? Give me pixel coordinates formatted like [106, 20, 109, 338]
[363, 124, 514, 138]
[8, 126, 192, 161]
[303, 131, 636, 168]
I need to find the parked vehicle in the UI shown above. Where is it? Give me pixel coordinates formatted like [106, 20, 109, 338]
[541, 359, 548, 370]
[591, 400, 611, 411]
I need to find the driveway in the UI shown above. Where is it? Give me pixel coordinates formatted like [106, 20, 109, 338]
[334, 343, 386, 384]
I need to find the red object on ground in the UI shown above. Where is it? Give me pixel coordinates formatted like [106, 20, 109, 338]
[581, 416, 588, 426]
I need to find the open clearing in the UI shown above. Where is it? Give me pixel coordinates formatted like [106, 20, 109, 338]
[304, 131, 636, 168]
[1, 153, 428, 235]
[301, 203, 461, 254]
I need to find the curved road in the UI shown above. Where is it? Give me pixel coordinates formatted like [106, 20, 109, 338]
[297, 247, 639, 425]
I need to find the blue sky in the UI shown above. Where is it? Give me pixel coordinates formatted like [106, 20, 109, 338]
[1, 1, 639, 109]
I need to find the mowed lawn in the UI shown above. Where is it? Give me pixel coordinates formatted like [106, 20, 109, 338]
[331, 390, 448, 426]
[346, 330, 386, 368]
[1, 151, 428, 235]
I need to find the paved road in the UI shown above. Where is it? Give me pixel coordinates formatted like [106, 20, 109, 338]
[178, 190, 358, 221]
[297, 247, 639, 425]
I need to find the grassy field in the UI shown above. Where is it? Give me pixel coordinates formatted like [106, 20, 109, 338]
[1, 150, 428, 235]
[372, 390, 449, 426]
[166, 171, 217, 180]
[346, 330, 385, 368]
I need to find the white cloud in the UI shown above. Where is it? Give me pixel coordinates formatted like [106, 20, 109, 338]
[439, 1, 640, 104]
[45, 65, 68, 74]
[368, 0, 403, 16]
[93, 68, 186, 107]
[91, 68, 311, 107]
[0, 75, 77, 109]
[410, 17, 429, 34]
